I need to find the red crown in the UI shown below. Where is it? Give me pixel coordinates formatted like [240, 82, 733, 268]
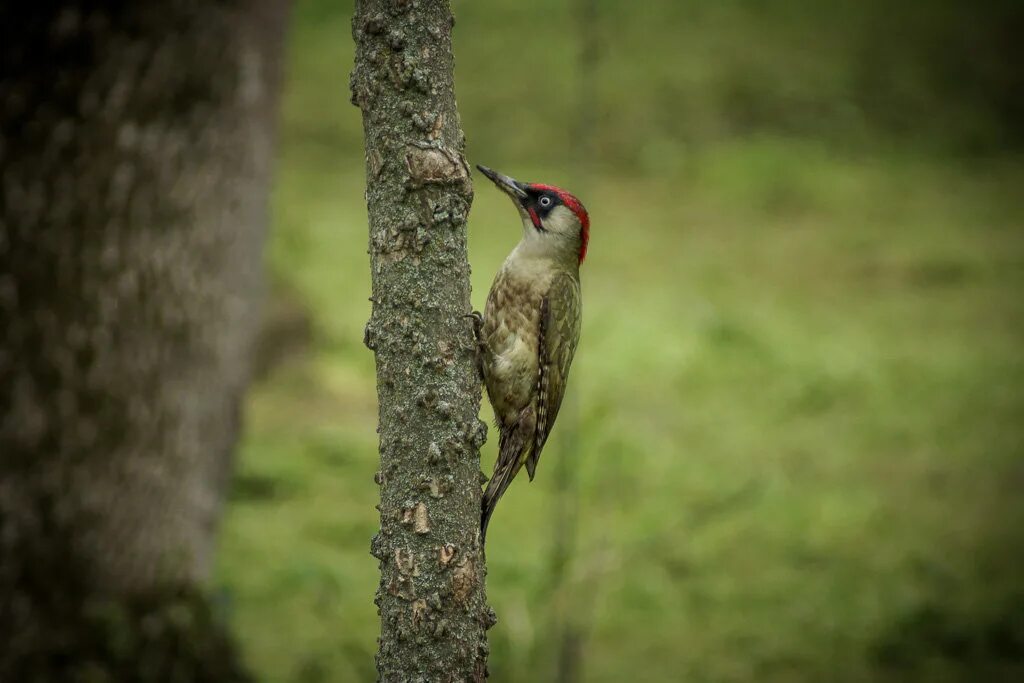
[530, 184, 590, 263]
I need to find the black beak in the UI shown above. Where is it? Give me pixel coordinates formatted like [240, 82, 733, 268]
[477, 164, 529, 202]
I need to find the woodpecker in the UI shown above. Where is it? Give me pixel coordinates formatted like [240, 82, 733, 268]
[472, 165, 589, 546]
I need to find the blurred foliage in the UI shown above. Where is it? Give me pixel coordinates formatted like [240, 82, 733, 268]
[457, 0, 1024, 167]
[214, 0, 1024, 681]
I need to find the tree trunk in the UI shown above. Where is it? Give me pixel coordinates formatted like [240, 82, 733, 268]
[0, 1, 288, 679]
[350, 1, 492, 680]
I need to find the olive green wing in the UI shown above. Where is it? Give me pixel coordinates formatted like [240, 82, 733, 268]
[526, 272, 582, 480]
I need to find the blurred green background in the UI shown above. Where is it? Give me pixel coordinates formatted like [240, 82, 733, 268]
[214, 1, 1024, 681]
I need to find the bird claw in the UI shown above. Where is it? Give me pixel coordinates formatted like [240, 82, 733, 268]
[464, 310, 484, 337]
[464, 311, 486, 380]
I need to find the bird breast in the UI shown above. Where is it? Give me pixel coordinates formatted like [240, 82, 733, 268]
[482, 259, 551, 424]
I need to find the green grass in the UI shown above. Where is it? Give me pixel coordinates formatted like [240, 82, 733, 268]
[214, 1, 1024, 681]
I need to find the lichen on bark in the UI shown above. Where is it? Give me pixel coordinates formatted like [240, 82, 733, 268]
[351, 0, 493, 680]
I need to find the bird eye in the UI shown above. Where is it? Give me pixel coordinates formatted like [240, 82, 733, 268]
[539, 195, 553, 208]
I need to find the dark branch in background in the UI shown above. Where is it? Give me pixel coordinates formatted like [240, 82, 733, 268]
[350, 1, 493, 680]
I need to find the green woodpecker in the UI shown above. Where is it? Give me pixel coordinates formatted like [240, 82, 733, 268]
[472, 165, 589, 545]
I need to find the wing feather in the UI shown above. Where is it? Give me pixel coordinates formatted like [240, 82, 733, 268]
[526, 272, 581, 479]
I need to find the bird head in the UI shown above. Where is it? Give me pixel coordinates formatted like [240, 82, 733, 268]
[477, 165, 590, 265]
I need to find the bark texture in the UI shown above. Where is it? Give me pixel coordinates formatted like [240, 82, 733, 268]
[0, 1, 288, 679]
[351, 1, 493, 680]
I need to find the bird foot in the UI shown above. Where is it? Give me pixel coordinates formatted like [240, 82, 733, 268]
[464, 310, 484, 339]
[463, 311, 486, 380]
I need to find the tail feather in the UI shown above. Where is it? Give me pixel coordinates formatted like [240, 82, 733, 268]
[480, 463, 516, 546]
[480, 420, 530, 546]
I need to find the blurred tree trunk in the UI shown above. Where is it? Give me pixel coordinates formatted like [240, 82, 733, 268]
[351, 0, 492, 679]
[0, 1, 289, 679]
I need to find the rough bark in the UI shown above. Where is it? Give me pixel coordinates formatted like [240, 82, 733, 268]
[350, 1, 492, 680]
[0, 1, 289, 679]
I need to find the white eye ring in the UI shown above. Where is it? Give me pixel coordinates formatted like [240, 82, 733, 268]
[539, 196, 552, 208]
